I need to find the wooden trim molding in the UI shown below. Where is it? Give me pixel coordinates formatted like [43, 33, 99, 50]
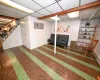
[0, 15, 18, 20]
[38, 1, 100, 20]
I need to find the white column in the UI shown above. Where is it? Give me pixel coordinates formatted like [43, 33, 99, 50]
[54, 18, 57, 54]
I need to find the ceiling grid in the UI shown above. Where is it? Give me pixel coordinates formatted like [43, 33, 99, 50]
[0, 0, 99, 22]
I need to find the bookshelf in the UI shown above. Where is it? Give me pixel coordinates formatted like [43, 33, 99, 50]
[77, 25, 96, 47]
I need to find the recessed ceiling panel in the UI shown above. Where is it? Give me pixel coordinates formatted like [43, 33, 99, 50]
[46, 3, 62, 13]
[80, 7, 97, 18]
[0, 8, 22, 18]
[58, 14, 69, 20]
[93, 13, 100, 19]
[31, 12, 43, 18]
[37, 9, 51, 15]
[0, 4, 28, 17]
[60, 19, 70, 22]
[45, 18, 54, 22]
[81, 0, 97, 5]
[11, 0, 42, 11]
[96, 9, 100, 14]
[33, 0, 56, 7]
[58, 0, 79, 10]
[80, 15, 90, 20]
[71, 17, 80, 20]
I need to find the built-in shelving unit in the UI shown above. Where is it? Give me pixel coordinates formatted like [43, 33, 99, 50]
[77, 25, 96, 47]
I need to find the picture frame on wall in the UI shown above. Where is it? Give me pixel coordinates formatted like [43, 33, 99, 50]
[34, 22, 44, 29]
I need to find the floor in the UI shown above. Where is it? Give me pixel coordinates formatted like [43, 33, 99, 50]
[0, 44, 100, 80]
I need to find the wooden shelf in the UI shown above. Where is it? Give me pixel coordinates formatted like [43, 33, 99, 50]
[80, 27, 95, 28]
[78, 38, 91, 40]
[78, 25, 96, 46]
[80, 31, 94, 32]
[79, 34, 93, 36]
[77, 41, 91, 44]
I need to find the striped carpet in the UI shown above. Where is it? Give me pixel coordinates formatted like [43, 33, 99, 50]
[0, 44, 100, 80]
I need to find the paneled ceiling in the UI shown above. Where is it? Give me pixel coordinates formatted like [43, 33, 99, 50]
[0, 0, 100, 22]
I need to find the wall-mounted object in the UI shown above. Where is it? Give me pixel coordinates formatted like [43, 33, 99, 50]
[34, 22, 44, 29]
[56, 25, 70, 32]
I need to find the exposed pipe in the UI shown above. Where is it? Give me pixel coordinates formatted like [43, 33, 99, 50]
[88, 6, 100, 21]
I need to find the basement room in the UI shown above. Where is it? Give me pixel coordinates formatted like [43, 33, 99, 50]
[0, 0, 100, 80]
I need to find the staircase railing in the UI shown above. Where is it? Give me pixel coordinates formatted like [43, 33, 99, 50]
[0, 19, 20, 43]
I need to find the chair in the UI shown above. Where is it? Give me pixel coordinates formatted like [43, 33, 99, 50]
[97, 76, 100, 80]
[84, 40, 98, 56]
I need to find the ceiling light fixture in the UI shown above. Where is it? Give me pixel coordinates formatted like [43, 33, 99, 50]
[50, 16, 60, 20]
[0, 0, 34, 13]
[67, 11, 79, 18]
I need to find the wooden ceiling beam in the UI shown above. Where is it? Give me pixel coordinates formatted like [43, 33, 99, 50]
[0, 15, 19, 20]
[38, 1, 100, 20]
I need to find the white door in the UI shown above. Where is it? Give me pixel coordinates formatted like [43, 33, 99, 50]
[21, 26, 27, 47]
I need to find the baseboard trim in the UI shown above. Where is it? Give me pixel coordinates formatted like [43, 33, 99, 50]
[93, 51, 100, 66]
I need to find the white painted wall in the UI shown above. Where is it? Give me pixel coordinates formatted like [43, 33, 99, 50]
[94, 20, 100, 60]
[20, 16, 52, 50]
[20, 16, 31, 49]
[28, 16, 52, 49]
[3, 25, 22, 49]
[52, 20, 81, 46]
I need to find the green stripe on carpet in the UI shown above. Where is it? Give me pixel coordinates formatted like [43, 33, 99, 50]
[67, 47, 85, 52]
[35, 48, 95, 80]
[5, 49, 29, 80]
[43, 46, 100, 71]
[19, 47, 64, 80]
[47, 44, 96, 61]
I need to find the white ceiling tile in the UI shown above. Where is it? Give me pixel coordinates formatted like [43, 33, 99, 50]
[46, 3, 62, 13]
[81, 0, 97, 5]
[80, 7, 100, 20]
[96, 9, 100, 14]
[93, 13, 100, 19]
[31, 12, 43, 18]
[80, 7, 97, 17]
[33, 0, 56, 7]
[0, 8, 22, 18]
[0, 4, 28, 17]
[45, 18, 54, 22]
[58, 14, 69, 20]
[37, 9, 51, 15]
[80, 15, 90, 20]
[58, 0, 79, 10]
[71, 17, 80, 20]
[11, 0, 42, 11]
[60, 19, 70, 22]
